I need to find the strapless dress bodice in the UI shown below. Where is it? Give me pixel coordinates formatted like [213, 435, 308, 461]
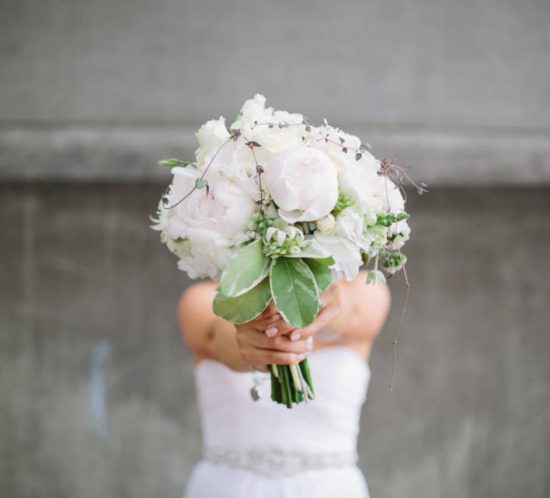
[194, 346, 370, 456]
[184, 347, 371, 498]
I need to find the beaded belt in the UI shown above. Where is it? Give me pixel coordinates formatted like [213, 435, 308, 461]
[202, 446, 358, 477]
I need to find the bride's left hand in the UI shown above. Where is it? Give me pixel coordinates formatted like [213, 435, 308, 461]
[264, 282, 344, 342]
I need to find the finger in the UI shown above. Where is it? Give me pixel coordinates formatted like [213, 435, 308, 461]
[236, 328, 273, 349]
[245, 348, 306, 366]
[254, 312, 283, 330]
[258, 301, 277, 320]
[262, 319, 295, 338]
[238, 329, 313, 355]
[250, 363, 270, 372]
[272, 335, 313, 355]
[288, 303, 342, 341]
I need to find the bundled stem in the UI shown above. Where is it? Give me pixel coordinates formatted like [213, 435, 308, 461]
[270, 359, 315, 408]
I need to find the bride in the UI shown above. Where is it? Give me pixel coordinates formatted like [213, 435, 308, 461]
[178, 269, 390, 498]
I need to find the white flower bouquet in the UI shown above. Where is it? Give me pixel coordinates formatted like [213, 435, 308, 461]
[152, 94, 425, 408]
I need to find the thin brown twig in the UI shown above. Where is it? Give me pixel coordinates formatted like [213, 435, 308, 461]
[389, 261, 410, 390]
[381, 173, 413, 391]
[247, 141, 266, 214]
[164, 137, 233, 209]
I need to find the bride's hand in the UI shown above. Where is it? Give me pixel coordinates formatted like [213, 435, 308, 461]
[234, 303, 312, 371]
[264, 282, 344, 343]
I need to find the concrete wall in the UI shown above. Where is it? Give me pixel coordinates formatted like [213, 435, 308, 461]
[1, 184, 549, 498]
[2, 0, 549, 128]
[1, 0, 550, 497]
[1, 0, 549, 185]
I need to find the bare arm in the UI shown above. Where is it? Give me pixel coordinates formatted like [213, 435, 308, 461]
[177, 270, 390, 371]
[178, 281, 311, 371]
[177, 281, 246, 370]
[264, 269, 391, 357]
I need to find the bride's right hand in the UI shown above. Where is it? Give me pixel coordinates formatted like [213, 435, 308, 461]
[234, 302, 313, 371]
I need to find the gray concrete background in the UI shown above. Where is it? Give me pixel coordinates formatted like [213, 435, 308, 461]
[1, 0, 550, 185]
[1, 0, 550, 497]
[1, 185, 549, 498]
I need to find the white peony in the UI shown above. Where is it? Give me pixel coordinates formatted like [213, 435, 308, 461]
[159, 166, 257, 279]
[263, 146, 338, 223]
[154, 94, 414, 285]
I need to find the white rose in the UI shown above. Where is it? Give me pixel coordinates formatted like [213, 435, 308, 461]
[263, 146, 338, 223]
[389, 220, 411, 249]
[177, 244, 233, 280]
[336, 207, 363, 240]
[339, 153, 387, 213]
[232, 94, 304, 153]
[245, 122, 304, 154]
[230, 94, 273, 134]
[381, 179, 406, 214]
[195, 117, 231, 168]
[308, 124, 362, 168]
[313, 232, 363, 281]
[203, 141, 260, 199]
[336, 207, 372, 253]
[238, 93, 271, 121]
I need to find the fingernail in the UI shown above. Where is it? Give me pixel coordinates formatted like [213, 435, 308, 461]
[265, 327, 278, 338]
[290, 330, 302, 342]
[297, 353, 306, 361]
[270, 313, 281, 322]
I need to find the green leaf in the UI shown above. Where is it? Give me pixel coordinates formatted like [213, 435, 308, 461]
[366, 270, 386, 285]
[395, 212, 410, 222]
[306, 256, 334, 266]
[219, 239, 270, 297]
[159, 158, 185, 167]
[304, 257, 333, 292]
[270, 257, 320, 327]
[195, 178, 208, 189]
[213, 278, 272, 324]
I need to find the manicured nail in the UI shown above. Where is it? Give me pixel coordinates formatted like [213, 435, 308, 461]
[265, 327, 278, 338]
[290, 330, 302, 342]
[270, 313, 281, 322]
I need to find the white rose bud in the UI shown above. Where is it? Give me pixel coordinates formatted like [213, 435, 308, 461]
[316, 214, 336, 235]
[276, 229, 287, 245]
[265, 226, 278, 242]
[266, 226, 287, 245]
[286, 226, 302, 240]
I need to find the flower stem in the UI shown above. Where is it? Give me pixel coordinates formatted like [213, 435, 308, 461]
[289, 364, 302, 392]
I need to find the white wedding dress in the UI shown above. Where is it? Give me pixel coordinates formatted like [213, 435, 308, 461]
[183, 346, 371, 498]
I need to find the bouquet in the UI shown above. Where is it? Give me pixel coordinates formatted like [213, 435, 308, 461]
[152, 94, 425, 408]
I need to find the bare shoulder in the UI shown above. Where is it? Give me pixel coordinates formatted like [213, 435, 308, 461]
[177, 280, 219, 355]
